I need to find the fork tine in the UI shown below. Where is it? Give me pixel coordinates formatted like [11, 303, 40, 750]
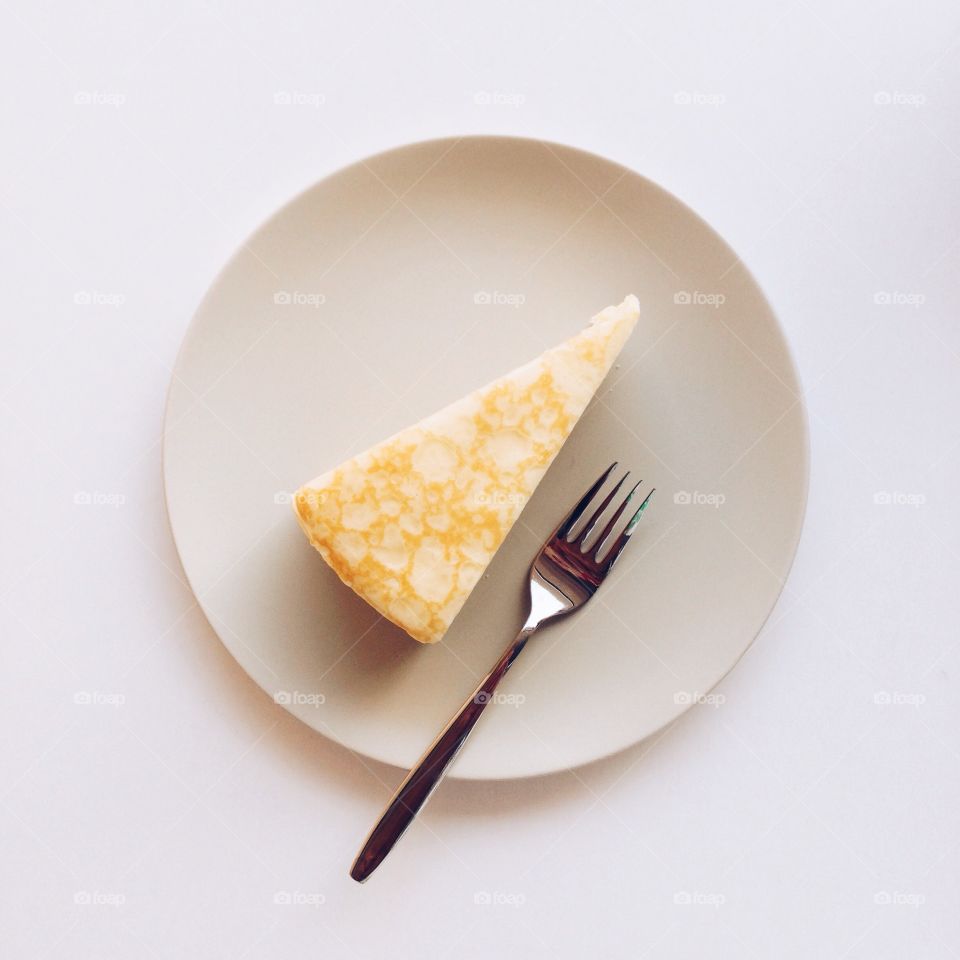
[577, 472, 629, 546]
[600, 487, 655, 570]
[557, 462, 618, 539]
[592, 478, 643, 557]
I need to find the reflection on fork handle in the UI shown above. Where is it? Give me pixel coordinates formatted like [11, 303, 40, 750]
[349, 625, 534, 883]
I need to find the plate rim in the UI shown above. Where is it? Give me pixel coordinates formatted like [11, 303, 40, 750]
[162, 133, 810, 781]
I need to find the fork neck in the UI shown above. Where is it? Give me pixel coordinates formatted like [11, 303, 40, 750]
[522, 577, 569, 634]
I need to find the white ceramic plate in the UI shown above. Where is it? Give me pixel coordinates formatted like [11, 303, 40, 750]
[163, 136, 808, 780]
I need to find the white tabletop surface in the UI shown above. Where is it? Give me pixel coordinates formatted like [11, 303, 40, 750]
[3, 1, 959, 956]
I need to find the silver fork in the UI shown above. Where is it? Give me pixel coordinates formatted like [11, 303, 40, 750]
[350, 463, 654, 882]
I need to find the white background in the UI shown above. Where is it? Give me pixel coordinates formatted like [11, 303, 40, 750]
[2, 1, 959, 956]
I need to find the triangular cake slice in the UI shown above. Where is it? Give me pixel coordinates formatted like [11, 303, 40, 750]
[293, 295, 639, 643]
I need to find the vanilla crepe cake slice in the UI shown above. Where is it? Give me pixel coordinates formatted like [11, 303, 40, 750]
[293, 295, 639, 644]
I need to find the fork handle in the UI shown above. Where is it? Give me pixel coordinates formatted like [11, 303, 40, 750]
[350, 627, 534, 882]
